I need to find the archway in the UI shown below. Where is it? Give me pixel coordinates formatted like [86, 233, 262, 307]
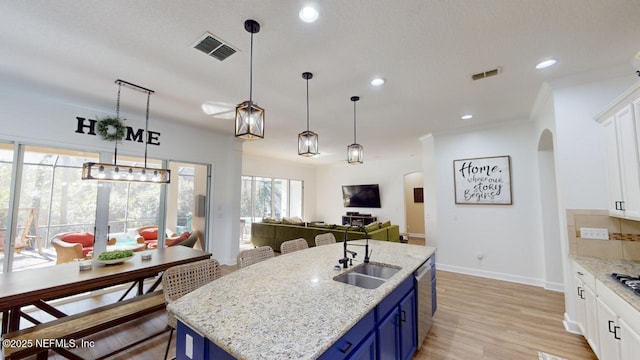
[538, 129, 563, 289]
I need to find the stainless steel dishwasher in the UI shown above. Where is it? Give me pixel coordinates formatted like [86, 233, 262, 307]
[415, 256, 434, 346]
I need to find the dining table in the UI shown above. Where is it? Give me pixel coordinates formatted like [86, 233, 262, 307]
[0, 246, 211, 335]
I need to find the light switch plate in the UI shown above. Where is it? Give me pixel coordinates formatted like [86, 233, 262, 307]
[580, 227, 609, 240]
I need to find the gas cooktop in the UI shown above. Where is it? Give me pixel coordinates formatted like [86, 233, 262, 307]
[611, 273, 640, 296]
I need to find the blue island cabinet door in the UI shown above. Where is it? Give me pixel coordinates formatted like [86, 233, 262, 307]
[399, 290, 416, 360]
[177, 321, 206, 360]
[377, 307, 399, 360]
[349, 331, 377, 360]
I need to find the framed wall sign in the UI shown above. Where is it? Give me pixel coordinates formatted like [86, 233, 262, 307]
[453, 155, 512, 205]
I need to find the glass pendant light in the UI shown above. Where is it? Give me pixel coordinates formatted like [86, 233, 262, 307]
[235, 19, 265, 140]
[347, 96, 363, 164]
[298, 72, 318, 156]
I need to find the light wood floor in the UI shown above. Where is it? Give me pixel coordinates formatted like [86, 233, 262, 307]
[415, 271, 596, 360]
[20, 249, 595, 359]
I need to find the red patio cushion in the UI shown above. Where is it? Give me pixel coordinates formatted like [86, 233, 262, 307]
[59, 232, 94, 248]
[166, 232, 190, 247]
[139, 228, 158, 241]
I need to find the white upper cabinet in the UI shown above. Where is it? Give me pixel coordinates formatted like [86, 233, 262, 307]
[597, 82, 640, 220]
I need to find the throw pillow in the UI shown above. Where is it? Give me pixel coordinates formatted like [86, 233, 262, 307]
[139, 228, 158, 241]
[166, 232, 191, 247]
[380, 220, 391, 228]
[60, 232, 94, 247]
[365, 222, 379, 232]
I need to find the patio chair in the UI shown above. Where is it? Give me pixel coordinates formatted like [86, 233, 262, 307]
[51, 238, 84, 264]
[162, 258, 221, 360]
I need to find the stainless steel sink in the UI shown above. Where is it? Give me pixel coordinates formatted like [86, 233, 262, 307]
[350, 263, 401, 279]
[333, 263, 402, 289]
[334, 272, 387, 289]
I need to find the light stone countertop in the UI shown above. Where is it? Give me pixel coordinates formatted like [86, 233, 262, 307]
[169, 240, 436, 360]
[574, 256, 640, 312]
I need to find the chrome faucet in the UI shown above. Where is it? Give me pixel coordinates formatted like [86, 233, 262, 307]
[340, 224, 370, 268]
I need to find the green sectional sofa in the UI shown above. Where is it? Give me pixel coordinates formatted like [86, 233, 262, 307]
[250, 221, 400, 252]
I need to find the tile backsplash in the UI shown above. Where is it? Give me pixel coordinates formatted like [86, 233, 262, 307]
[567, 209, 640, 261]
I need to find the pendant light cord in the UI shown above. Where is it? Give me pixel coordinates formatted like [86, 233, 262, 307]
[249, 31, 254, 113]
[353, 100, 357, 144]
[114, 83, 122, 165]
[144, 92, 151, 168]
[306, 77, 310, 132]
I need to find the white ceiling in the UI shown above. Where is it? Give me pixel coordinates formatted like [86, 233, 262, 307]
[1, 0, 639, 164]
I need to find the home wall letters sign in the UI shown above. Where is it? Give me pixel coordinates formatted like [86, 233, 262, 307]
[453, 155, 512, 205]
[74, 117, 161, 145]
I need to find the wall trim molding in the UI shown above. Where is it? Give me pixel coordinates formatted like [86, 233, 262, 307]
[436, 263, 549, 288]
[563, 312, 582, 335]
[544, 281, 565, 292]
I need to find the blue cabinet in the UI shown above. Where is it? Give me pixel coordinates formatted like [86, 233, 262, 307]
[376, 288, 416, 360]
[318, 311, 376, 360]
[176, 321, 207, 360]
[399, 290, 417, 360]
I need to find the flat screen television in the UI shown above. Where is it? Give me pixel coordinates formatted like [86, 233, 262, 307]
[342, 184, 381, 208]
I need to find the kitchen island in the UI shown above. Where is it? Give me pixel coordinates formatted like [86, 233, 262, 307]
[168, 240, 436, 360]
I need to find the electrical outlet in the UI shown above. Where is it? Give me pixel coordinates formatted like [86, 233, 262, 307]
[580, 227, 609, 240]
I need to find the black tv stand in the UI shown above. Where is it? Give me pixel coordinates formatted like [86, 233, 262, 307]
[342, 214, 377, 226]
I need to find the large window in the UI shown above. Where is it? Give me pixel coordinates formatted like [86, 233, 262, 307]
[4, 146, 99, 272]
[240, 176, 303, 244]
[0, 143, 211, 273]
[107, 156, 164, 232]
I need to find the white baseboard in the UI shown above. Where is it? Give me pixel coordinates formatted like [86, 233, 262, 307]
[437, 263, 549, 288]
[407, 233, 425, 238]
[544, 281, 565, 292]
[564, 312, 582, 334]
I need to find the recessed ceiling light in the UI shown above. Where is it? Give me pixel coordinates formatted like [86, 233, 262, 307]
[536, 59, 557, 69]
[371, 78, 385, 86]
[299, 6, 319, 23]
[461, 114, 473, 120]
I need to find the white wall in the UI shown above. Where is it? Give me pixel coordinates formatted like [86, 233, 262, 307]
[0, 83, 242, 265]
[315, 157, 422, 231]
[423, 121, 546, 286]
[241, 155, 318, 221]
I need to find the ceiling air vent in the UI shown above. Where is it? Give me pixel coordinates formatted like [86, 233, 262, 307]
[471, 67, 503, 81]
[193, 32, 237, 61]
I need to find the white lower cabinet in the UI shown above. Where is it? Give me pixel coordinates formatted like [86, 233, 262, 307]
[594, 277, 640, 360]
[572, 260, 640, 360]
[596, 297, 620, 360]
[574, 263, 599, 356]
[619, 317, 640, 360]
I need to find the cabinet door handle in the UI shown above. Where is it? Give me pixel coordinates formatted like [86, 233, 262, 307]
[338, 341, 353, 354]
[577, 271, 584, 276]
[615, 201, 620, 210]
[400, 310, 407, 323]
[577, 286, 582, 297]
[614, 326, 621, 340]
[620, 201, 626, 211]
[609, 320, 615, 334]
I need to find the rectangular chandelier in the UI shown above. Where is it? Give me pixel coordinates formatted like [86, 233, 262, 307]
[81, 162, 171, 183]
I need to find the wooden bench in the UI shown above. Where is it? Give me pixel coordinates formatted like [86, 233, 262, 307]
[3, 291, 167, 359]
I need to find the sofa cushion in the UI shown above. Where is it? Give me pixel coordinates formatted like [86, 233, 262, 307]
[365, 222, 380, 232]
[282, 216, 304, 225]
[380, 220, 391, 228]
[59, 232, 94, 248]
[140, 228, 158, 241]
